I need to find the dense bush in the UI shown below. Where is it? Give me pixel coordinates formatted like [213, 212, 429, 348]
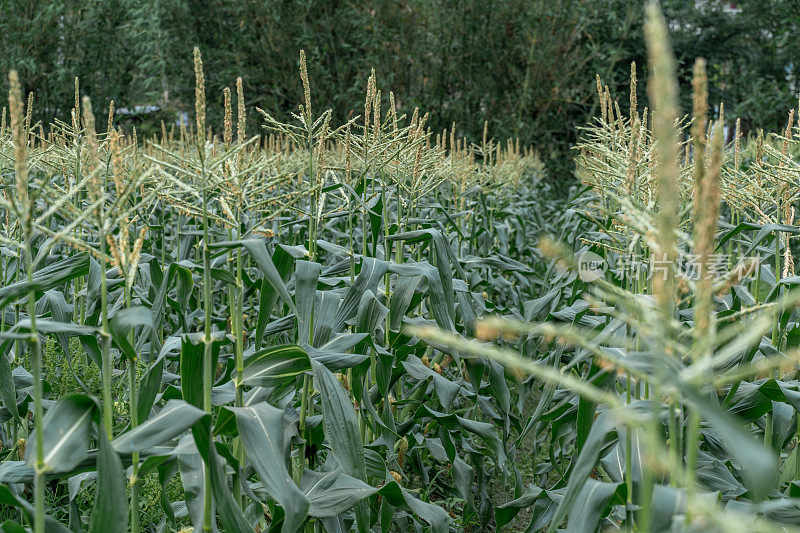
[1, 1, 797, 186]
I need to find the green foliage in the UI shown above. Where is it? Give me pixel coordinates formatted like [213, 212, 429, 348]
[0, 45, 558, 531]
[2, 3, 800, 531]
[414, 5, 800, 531]
[2, 1, 796, 187]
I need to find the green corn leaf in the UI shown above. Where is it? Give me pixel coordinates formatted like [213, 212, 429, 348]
[311, 359, 369, 532]
[0, 254, 89, 310]
[241, 344, 311, 388]
[231, 402, 309, 532]
[90, 428, 127, 533]
[26, 394, 98, 474]
[112, 400, 207, 453]
[109, 306, 155, 361]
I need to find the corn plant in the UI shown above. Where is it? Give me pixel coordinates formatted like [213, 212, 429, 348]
[416, 4, 800, 532]
[7, 4, 800, 532]
[0, 39, 549, 532]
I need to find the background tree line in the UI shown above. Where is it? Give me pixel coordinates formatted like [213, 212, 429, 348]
[1, 0, 797, 188]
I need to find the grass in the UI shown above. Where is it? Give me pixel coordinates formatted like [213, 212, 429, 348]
[41, 338, 103, 399]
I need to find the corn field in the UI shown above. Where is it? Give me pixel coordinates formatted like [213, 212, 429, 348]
[2, 4, 800, 533]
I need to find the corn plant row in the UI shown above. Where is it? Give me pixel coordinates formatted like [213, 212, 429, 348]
[417, 5, 800, 532]
[0, 43, 550, 532]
